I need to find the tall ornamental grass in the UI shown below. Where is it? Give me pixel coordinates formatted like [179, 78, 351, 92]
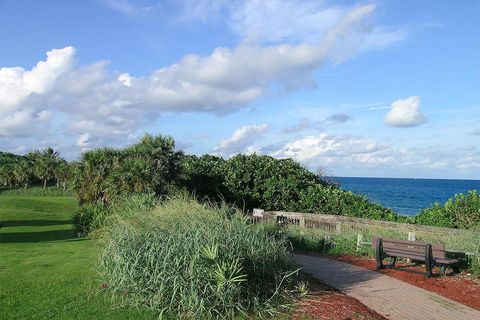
[100, 198, 297, 319]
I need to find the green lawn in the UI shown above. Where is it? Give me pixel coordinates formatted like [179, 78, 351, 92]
[0, 195, 154, 319]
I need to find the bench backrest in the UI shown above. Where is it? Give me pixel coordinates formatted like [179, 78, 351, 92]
[371, 237, 445, 259]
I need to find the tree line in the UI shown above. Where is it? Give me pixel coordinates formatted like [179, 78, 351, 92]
[0, 134, 398, 221]
[0, 148, 72, 190]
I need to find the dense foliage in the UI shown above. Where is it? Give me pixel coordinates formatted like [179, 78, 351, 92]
[100, 197, 297, 318]
[415, 190, 480, 229]
[182, 154, 399, 221]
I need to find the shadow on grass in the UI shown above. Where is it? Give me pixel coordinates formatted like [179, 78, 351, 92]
[1, 220, 71, 227]
[0, 229, 76, 243]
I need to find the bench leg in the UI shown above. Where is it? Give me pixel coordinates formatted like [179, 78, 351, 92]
[390, 257, 397, 268]
[425, 244, 433, 278]
[375, 238, 384, 270]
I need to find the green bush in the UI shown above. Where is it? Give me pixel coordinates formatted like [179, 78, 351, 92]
[100, 197, 297, 319]
[415, 190, 480, 229]
[298, 184, 399, 221]
[72, 204, 110, 237]
[182, 153, 400, 222]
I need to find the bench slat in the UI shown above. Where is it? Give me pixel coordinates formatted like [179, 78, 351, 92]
[385, 250, 425, 261]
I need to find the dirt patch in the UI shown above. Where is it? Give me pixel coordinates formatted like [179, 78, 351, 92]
[333, 255, 480, 311]
[290, 272, 385, 320]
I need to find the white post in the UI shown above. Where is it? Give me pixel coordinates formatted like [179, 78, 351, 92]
[408, 232, 416, 241]
[335, 222, 342, 234]
[299, 216, 305, 227]
[407, 232, 416, 263]
[356, 233, 364, 252]
[323, 235, 330, 253]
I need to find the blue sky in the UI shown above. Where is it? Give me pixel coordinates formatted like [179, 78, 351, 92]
[0, 0, 479, 179]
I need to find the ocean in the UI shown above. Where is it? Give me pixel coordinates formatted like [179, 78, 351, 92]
[332, 177, 480, 216]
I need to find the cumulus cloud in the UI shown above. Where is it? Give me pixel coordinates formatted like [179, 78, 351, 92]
[272, 133, 390, 166]
[0, 47, 75, 136]
[0, 1, 406, 154]
[215, 124, 268, 155]
[269, 133, 480, 177]
[384, 96, 427, 127]
[326, 113, 352, 123]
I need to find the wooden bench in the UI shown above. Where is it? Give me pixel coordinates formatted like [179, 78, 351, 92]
[372, 237, 459, 278]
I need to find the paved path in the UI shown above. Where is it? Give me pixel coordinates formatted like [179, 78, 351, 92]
[293, 254, 480, 320]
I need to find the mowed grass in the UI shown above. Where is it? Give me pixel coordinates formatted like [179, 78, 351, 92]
[0, 195, 154, 319]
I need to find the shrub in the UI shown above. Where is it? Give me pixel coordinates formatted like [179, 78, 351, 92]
[298, 184, 399, 221]
[100, 197, 297, 318]
[222, 154, 326, 211]
[181, 154, 230, 202]
[415, 190, 480, 229]
[182, 153, 400, 222]
[72, 205, 107, 237]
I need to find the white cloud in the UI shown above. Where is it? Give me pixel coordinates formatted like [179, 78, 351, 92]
[0, 47, 74, 136]
[215, 123, 268, 155]
[270, 133, 480, 177]
[384, 96, 427, 127]
[0, 2, 406, 153]
[272, 133, 388, 166]
[118, 73, 133, 87]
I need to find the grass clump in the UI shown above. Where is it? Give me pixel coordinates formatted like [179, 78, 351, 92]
[100, 197, 297, 319]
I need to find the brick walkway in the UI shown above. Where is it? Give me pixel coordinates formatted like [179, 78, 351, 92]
[293, 254, 480, 320]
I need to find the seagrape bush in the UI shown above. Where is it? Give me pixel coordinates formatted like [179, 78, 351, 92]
[182, 154, 400, 221]
[298, 184, 400, 221]
[415, 190, 480, 229]
[100, 197, 297, 319]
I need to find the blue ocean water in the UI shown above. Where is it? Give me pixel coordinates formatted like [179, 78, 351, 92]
[332, 177, 480, 216]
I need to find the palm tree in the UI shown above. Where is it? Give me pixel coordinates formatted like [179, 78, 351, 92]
[34, 148, 60, 189]
[54, 161, 71, 190]
[13, 159, 33, 189]
[72, 148, 120, 204]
